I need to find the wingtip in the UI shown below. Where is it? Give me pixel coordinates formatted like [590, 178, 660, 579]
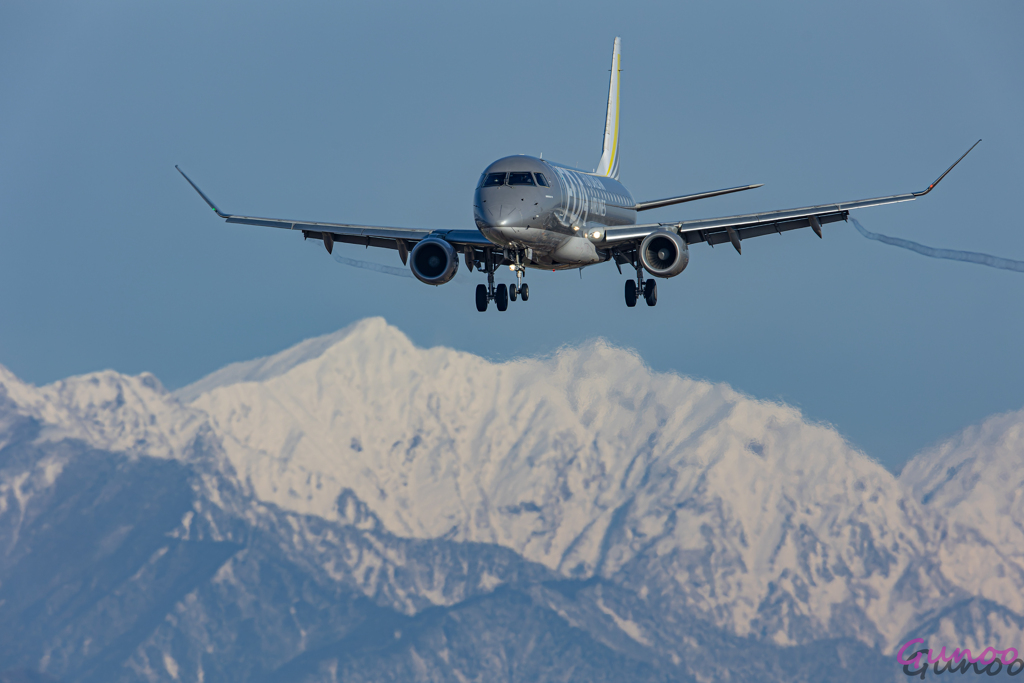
[175, 165, 224, 215]
[913, 140, 981, 197]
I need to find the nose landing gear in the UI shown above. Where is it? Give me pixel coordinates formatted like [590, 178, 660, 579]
[512, 249, 527, 297]
[474, 247, 530, 312]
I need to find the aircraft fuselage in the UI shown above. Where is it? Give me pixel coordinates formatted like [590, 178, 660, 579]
[474, 155, 636, 270]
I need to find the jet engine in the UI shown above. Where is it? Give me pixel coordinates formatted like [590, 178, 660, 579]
[639, 230, 689, 278]
[410, 237, 459, 285]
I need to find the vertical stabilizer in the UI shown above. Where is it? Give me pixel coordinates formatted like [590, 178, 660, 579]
[595, 37, 622, 180]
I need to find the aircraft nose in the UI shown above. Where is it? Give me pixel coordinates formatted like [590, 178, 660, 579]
[477, 202, 525, 228]
[477, 202, 500, 228]
[497, 204, 524, 225]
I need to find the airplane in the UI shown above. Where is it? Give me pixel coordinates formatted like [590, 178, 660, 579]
[177, 37, 979, 312]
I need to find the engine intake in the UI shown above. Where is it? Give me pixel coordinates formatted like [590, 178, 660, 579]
[639, 230, 689, 278]
[410, 237, 459, 285]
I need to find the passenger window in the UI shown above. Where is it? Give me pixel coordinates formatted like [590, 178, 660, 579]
[482, 173, 507, 187]
[534, 173, 549, 187]
[508, 172, 536, 186]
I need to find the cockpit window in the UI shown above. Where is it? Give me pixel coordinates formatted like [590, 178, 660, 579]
[534, 173, 549, 187]
[482, 172, 507, 187]
[508, 172, 536, 186]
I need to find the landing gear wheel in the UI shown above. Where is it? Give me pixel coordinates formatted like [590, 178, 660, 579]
[520, 283, 529, 301]
[509, 284, 518, 302]
[644, 280, 658, 307]
[625, 280, 637, 307]
[475, 284, 488, 312]
[495, 284, 509, 311]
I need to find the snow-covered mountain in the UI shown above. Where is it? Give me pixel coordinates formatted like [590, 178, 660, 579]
[899, 407, 1024, 652]
[174, 318, 988, 651]
[1, 318, 1022, 682]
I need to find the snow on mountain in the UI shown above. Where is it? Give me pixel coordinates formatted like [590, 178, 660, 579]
[4, 316, 1022, 674]
[172, 323, 364, 405]
[899, 408, 1024, 649]
[0, 358, 565, 613]
[0, 363, 206, 462]
[9, 358, 896, 683]
[0, 363, 219, 564]
[175, 317, 968, 650]
[0, 396, 598, 683]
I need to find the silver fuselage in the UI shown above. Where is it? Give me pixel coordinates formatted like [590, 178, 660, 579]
[474, 155, 636, 270]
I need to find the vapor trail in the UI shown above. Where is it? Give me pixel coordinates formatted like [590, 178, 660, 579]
[850, 217, 1024, 273]
[333, 253, 413, 278]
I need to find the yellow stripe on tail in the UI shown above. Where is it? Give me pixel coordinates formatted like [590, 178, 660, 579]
[595, 37, 622, 181]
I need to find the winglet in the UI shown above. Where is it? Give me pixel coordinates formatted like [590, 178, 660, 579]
[913, 140, 981, 197]
[176, 165, 226, 216]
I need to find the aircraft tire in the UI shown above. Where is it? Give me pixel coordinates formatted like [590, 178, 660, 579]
[644, 280, 658, 307]
[495, 284, 509, 311]
[520, 283, 529, 301]
[475, 284, 488, 312]
[510, 284, 518, 301]
[625, 280, 637, 307]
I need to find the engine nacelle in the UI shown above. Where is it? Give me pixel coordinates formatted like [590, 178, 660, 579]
[410, 237, 459, 285]
[639, 230, 689, 278]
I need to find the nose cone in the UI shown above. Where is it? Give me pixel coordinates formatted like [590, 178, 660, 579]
[475, 195, 526, 229]
[497, 204, 524, 225]
[476, 200, 499, 229]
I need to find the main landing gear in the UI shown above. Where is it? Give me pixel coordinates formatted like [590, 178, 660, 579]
[510, 282, 530, 302]
[475, 248, 530, 312]
[624, 256, 657, 307]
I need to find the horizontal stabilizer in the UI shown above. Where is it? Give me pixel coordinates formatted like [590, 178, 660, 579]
[634, 184, 763, 211]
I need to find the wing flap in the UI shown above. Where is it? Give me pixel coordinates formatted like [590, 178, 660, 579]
[707, 211, 849, 245]
[222, 215, 432, 241]
[602, 195, 917, 246]
[675, 194, 914, 234]
[301, 231, 408, 251]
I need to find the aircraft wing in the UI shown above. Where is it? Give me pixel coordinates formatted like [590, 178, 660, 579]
[601, 141, 980, 254]
[175, 167, 493, 261]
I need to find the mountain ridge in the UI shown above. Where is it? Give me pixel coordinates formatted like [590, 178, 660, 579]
[168, 318, 1020, 652]
[1, 318, 1022, 681]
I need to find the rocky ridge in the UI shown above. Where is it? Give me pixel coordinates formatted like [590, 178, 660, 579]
[176, 318, 1021, 652]
[0, 318, 1021, 681]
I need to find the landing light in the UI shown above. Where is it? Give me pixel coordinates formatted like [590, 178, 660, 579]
[591, 230, 602, 239]
[509, 264, 515, 271]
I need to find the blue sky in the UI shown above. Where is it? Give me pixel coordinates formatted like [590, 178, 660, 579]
[1, 1, 1021, 471]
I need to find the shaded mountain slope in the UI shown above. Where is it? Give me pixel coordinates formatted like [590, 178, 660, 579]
[1, 319, 1021, 680]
